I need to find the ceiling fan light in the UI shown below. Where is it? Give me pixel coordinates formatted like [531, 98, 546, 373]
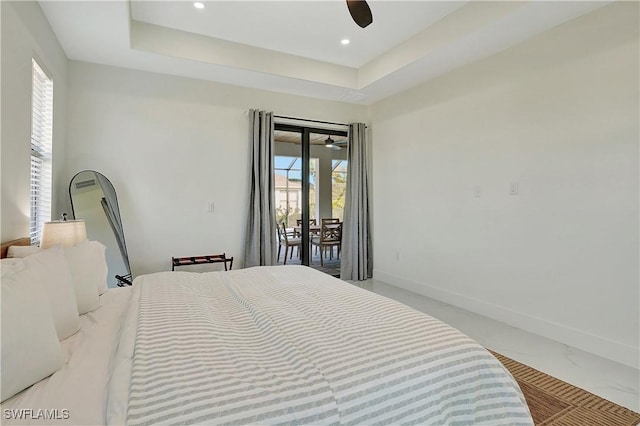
[325, 136, 335, 147]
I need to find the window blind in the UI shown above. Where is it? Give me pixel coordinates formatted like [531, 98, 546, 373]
[30, 59, 53, 245]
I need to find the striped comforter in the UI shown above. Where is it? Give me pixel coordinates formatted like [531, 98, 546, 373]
[126, 266, 532, 425]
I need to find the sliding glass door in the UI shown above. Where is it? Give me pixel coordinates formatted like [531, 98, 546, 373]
[274, 123, 347, 275]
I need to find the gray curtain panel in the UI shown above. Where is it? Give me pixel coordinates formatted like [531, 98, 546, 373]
[244, 110, 277, 267]
[340, 122, 372, 281]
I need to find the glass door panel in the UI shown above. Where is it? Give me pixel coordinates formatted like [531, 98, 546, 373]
[274, 125, 348, 275]
[309, 132, 348, 276]
[274, 129, 306, 265]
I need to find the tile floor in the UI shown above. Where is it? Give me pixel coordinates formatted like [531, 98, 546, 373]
[352, 278, 640, 412]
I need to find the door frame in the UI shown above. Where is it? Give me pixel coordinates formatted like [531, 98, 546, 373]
[274, 123, 348, 266]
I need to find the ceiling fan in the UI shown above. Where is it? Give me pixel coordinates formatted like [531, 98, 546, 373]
[346, 0, 373, 28]
[325, 136, 348, 150]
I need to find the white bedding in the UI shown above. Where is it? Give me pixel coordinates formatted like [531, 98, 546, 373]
[1, 288, 131, 425]
[109, 266, 533, 425]
[2, 267, 533, 425]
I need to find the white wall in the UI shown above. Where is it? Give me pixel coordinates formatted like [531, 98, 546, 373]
[66, 61, 366, 275]
[370, 2, 639, 368]
[1, 1, 68, 241]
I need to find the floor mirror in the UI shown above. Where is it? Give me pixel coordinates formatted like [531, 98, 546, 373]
[69, 170, 131, 287]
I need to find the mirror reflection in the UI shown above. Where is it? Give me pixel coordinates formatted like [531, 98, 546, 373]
[69, 170, 131, 287]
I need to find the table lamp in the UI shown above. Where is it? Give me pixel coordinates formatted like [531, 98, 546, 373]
[40, 219, 87, 249]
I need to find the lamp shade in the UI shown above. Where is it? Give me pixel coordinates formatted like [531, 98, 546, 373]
[40, 220, 87, 249]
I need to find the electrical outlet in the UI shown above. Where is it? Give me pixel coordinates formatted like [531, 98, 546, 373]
[207, 202, 215, 213]
[510, 182, 519, 195]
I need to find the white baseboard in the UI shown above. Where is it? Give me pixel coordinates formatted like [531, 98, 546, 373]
[373, 269, 639, 369]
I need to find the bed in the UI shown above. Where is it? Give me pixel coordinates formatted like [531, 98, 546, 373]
[1, 239, 533, 425]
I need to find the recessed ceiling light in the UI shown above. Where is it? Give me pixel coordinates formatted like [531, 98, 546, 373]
[341, 39, 350, 45]
[193, 2, 205, 9]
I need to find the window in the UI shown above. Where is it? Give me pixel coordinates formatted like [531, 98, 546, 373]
[288, 190, 298, 206]
[30, 59, 53, 245]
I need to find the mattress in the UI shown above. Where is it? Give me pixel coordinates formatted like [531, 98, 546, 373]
[108, 266, 533, 425]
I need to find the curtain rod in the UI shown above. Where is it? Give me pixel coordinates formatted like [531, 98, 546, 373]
[273, 115, 350, 128]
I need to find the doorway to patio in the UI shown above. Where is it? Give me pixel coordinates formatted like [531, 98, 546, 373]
[273, 124, 348, 277]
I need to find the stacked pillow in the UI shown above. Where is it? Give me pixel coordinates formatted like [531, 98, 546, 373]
[18, 246, 81, 338]
[1, 261, 65, 402]
[64, 241, 108, 313]
[0, 240, 109, 402]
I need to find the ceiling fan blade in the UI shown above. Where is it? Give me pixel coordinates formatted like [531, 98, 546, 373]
[346, 0, 373, 28]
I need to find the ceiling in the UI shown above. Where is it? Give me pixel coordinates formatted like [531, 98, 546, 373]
[39, 0, 610, 105]
[275, 130, 348, 147]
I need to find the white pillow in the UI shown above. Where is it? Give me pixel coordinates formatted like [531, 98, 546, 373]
[64, 241, 102, 313]
[89, 241, 109, 295]
[10, 241, 109, 296]
[21, 246, 80, 339]
[0, 257, 24, 275]
[7, 245, 42, 258]
[1, 268, 65, 402]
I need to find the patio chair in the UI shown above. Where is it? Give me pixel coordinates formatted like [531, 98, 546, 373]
[295, 218, 317, 237]
[311, 221, 342, 266]
[277, 222, 301, 264]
